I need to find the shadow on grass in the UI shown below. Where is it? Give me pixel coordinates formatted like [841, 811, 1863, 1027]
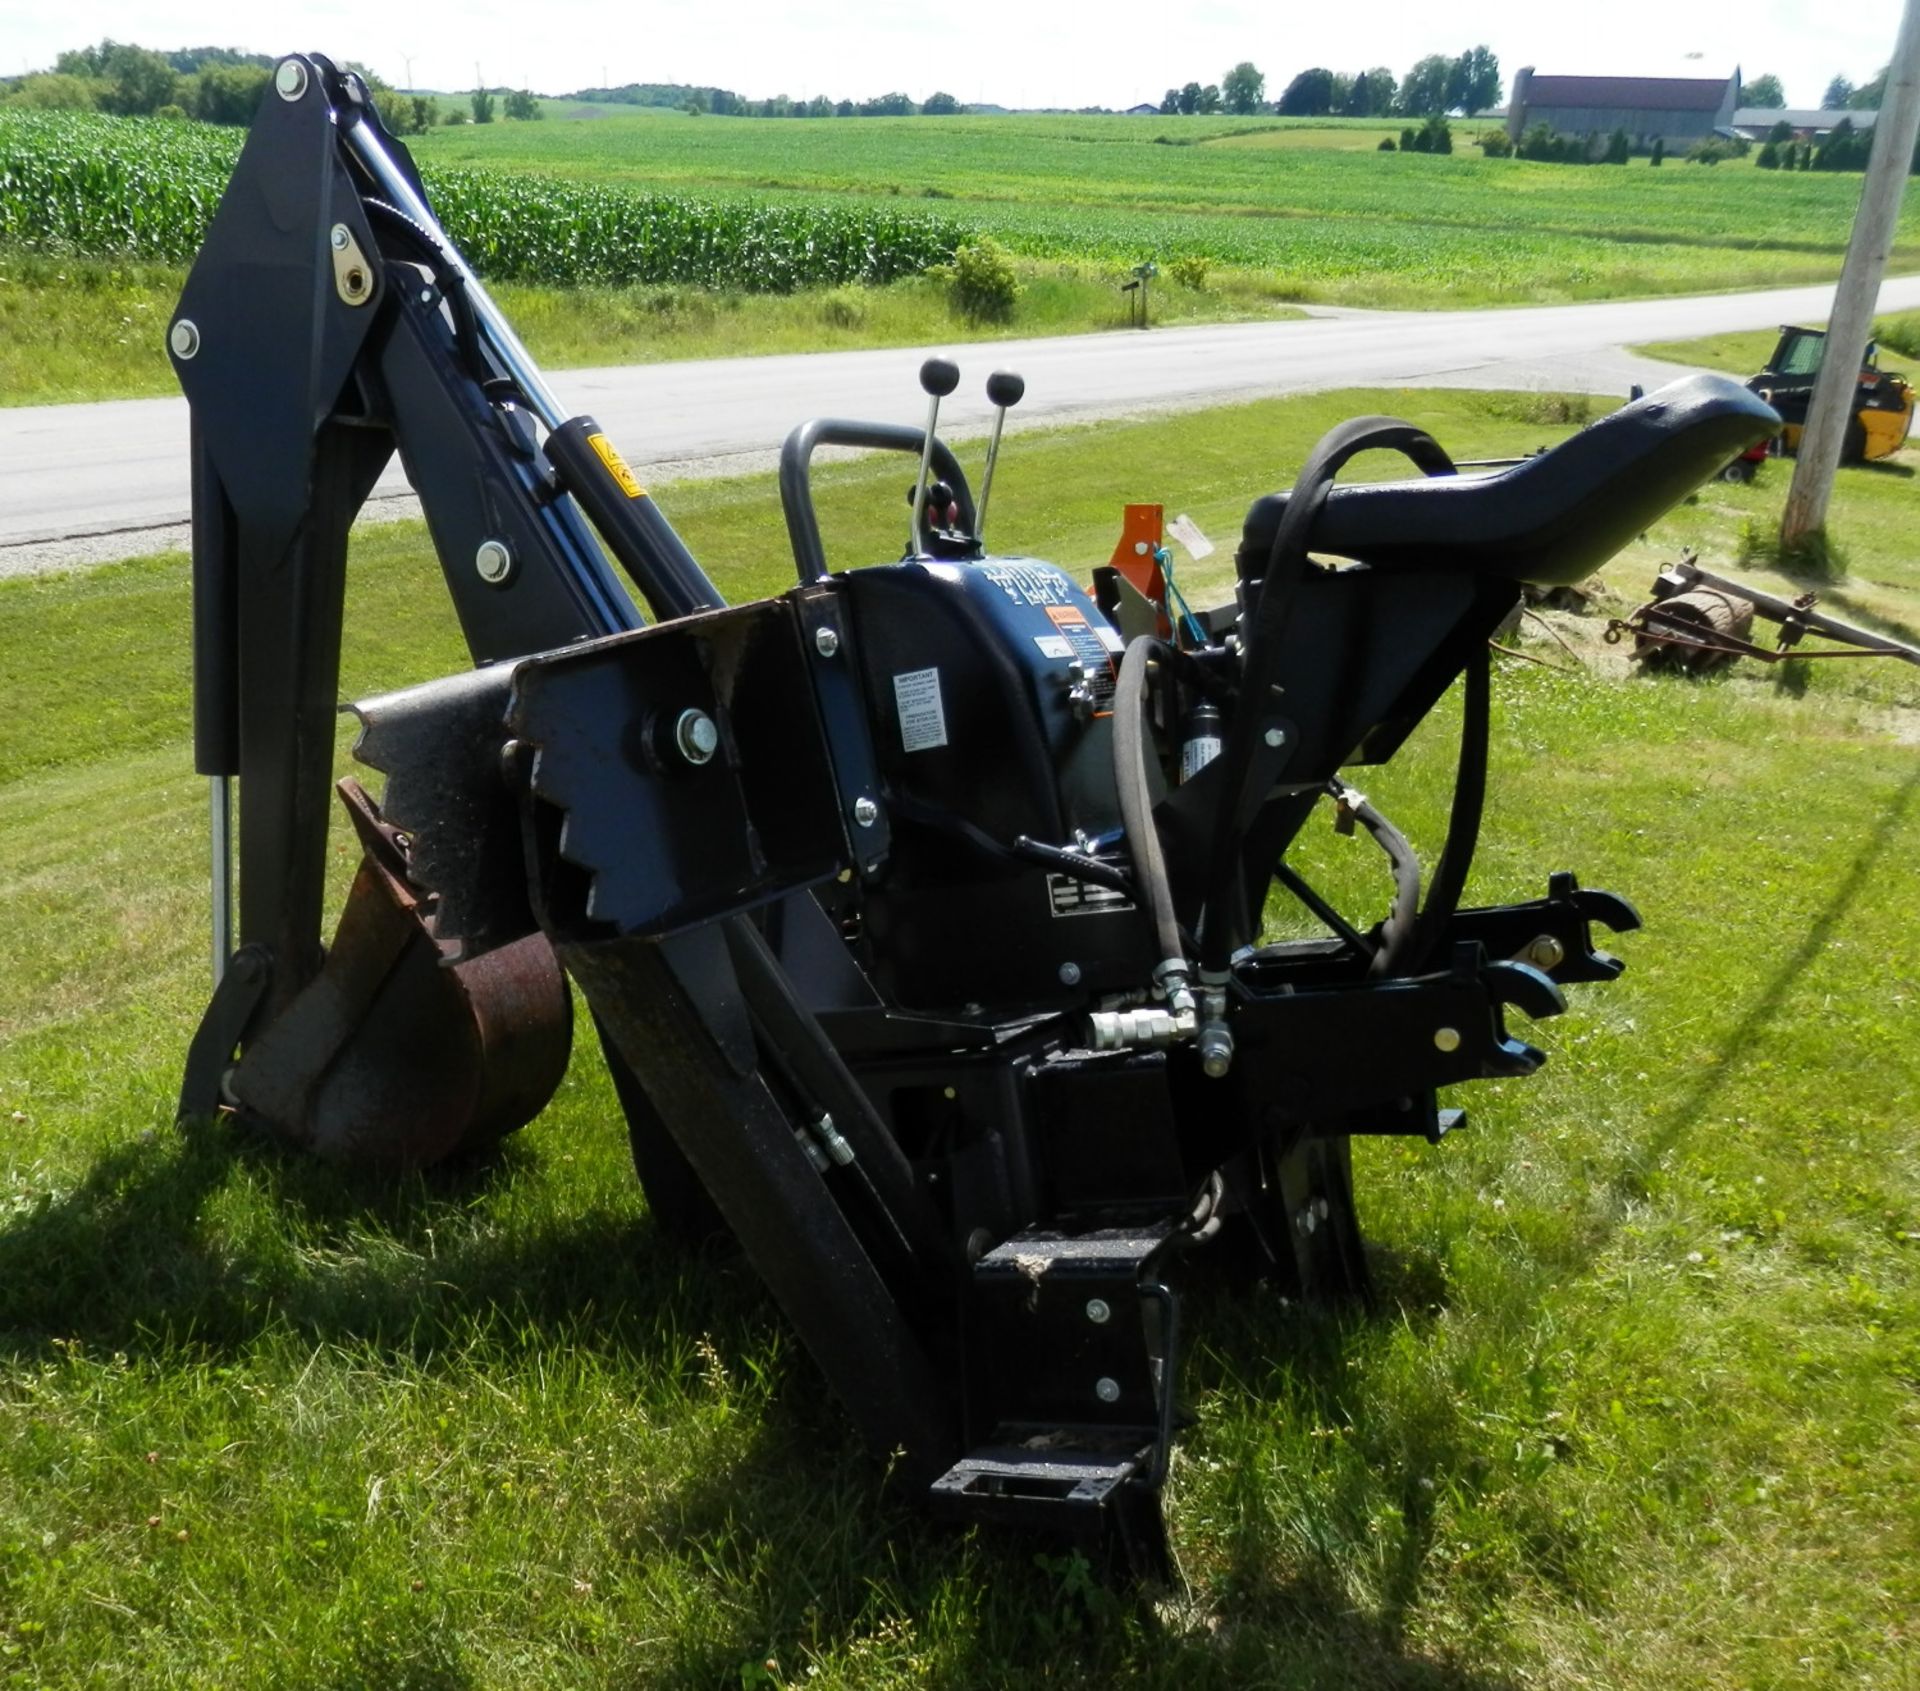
[1612, 757, 1920, 1205]
[0, 1112, 766, 1370]
[613, 1383, 1521, 1691]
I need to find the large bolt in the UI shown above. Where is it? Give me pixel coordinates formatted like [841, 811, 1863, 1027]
[474, 539, 513, 585]
[814, 626, 840, 658]
[853, 797, 880, 828]
[674, 709, 719, 766]
[1094, 1376, 1121, 1404]
[169, 319, 200, 360]
[1263, 725, 1288, 748]
[274, 59, 308, 101]
[1058, 961, 1082, 987]
[1526, 934, 1566, 971]
[1433, 1026, 1462, 1053]
[1085, 1298, 1111, 1324]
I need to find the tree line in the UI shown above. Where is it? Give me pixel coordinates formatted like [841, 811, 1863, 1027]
[0, 40, 547, 135]
[567, 83, 963, 118]
[1164, 49, 1500, 119]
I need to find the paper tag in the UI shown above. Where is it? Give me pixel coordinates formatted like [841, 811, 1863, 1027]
[1168, 513, 1215, 560]
[892, 667, 948, 752]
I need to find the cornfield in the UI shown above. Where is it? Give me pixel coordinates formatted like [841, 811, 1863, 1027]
[0, 110, 964, 291]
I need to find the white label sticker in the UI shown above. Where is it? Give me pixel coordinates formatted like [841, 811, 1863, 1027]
[1033, 634, 1074, 660]
[892, 667, 948, 752]
[1168, 513, 1215, 560]
[1095, 624, 1125, 654]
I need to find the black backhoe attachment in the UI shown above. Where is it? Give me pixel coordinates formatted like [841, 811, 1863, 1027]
[171, 55, 1780, 1573]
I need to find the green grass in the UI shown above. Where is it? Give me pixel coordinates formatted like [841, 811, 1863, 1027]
[410, 107, 1920, 304]
[1641, 309, 1920, 377]
[2, 390, 1918, 1685]
[0, 250, 1302, 406]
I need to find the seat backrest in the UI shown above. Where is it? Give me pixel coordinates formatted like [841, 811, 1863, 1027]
[1237, 375, 1779, 589]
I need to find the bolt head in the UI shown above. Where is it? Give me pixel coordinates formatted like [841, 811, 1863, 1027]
[168, 319, 200, 361]
[274, 58, 308, 101]
[1295, 1206, 1319, 1236]
[853, 797, 880, 828]
[1058, 961, 1082, 987]
[1527, 935, 1566, 971]
[1433, 1026, 1462, 1053]
[330, 224, 351, 251]
[674, 709, 719, 765]
[1085, 1298, 1111, 1324]
[1202, 1049, 1232, 1080]
[1094, 1376, 1122, 1404]
[814, 626, 840, 658]
[474, 539, 513, 584]
[1263, 725, 1288, 749]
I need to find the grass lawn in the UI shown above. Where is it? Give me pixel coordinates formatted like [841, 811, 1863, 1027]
[0, 250, 1301, 409]
[1, 388, 1917, 1686]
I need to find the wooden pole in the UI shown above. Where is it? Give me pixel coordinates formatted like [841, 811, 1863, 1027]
[1780, 0, 1920, 547]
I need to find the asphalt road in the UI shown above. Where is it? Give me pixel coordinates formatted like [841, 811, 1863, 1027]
[6, 275, 1920, 576]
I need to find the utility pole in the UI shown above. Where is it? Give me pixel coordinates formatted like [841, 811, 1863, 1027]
[1781, 0, 1920, 547]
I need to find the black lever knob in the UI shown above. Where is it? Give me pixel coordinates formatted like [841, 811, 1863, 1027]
[920, 356, 961, 398]
[986, 370, 1025, 408]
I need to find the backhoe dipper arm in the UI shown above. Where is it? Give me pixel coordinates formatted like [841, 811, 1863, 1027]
[171, 54, 719, 1142]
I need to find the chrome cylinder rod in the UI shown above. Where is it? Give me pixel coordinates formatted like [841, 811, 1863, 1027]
[339, 107, 568, 431]
[210, 775, 232, 986]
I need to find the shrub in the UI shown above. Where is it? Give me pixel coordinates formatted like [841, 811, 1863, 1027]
[818, 286, 868, 329]
[1517, 121, 1558, 161]
[1400, 126, 1417, 151]
[1377, 135, 1395, 150]
[1420, 114, 1452, 155]
[949, 235, 1019, 321]
[1477, 128, 1512, 157]
[1605, 127, 1631, 164]
[1168, 254, 1210, 290]
[1687, 138, 1736, 165]
[1756, 141, 1781, 169]
[1650, 137, 1665, 166]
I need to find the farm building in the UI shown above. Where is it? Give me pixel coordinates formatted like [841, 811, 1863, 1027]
[1728, 106, 1879, 141]
[1505, 67, 1739, 148]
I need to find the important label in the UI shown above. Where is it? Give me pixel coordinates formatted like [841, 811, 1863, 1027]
[892, 667, 949, 752]
[587, 432, 645, 499]
[1047, 872, 1137, 918]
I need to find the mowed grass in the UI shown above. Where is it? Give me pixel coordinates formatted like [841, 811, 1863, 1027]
[0, 250, 1301, 408]
[1, 389, 1917, 1686]
[412, 108, 1920, 303]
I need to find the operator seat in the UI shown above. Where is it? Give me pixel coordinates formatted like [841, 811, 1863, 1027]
[1237, 375, 1779, 589]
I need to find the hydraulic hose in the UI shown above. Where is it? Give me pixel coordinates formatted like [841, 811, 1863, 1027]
[1341, 789, 1423, 978]
[1113, 637, 1185, 973]
[1407, 642, 1491, 971]
[1198, 416, 1455, 976]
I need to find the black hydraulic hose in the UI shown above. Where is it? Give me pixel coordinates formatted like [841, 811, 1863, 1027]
[1407, 643, 1491, 971]
[1343, 791, 1423, 978]
[1197, 416, 1455, 976]
[1113, 637, 1185, 969]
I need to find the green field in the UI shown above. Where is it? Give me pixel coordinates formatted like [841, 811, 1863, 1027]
[2, 387, 1917, 1685]
[410, 108, 1920, 303]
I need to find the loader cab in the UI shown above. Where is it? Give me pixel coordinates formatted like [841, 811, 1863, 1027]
[1746, 324, 1915, 464]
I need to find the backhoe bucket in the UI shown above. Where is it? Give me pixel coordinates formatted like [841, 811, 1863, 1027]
[223, 781, 571, 1165]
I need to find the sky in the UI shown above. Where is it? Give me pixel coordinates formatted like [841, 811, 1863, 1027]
[0, 0, 1905, 111]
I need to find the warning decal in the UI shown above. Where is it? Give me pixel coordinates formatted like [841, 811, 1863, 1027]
[1045, 605, 1117, 712]
[893, 667, 949, 752]
[587, 432, 646, 499]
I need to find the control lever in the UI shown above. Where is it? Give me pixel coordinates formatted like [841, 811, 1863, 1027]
[974, 369, 1025, 548]
[910, 355, 960, 555]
